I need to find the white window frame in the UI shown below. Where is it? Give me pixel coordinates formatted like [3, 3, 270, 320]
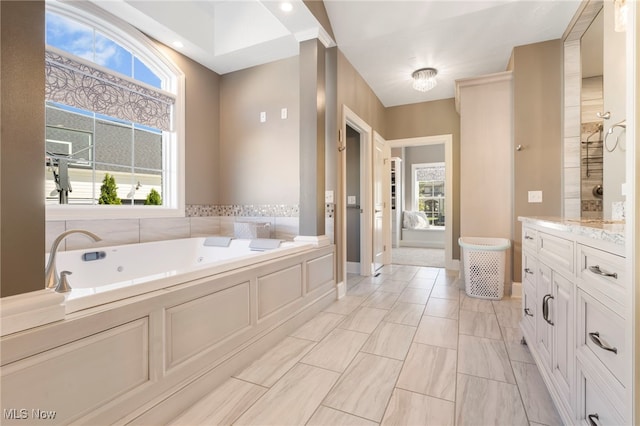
[411, 162, 446, 227]
[45, 1, 185, 220]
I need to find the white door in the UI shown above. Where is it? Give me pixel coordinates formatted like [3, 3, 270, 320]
[373, 135, 385, 272]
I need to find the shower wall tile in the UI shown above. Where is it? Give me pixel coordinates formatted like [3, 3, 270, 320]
[45, 221, 67, 253]
[65, 219, 140, 250]
[563, 137, 581, 168]
[564, 167, 581, 199]
[275, 217, 299, 241]
[140, 217, 190, 243]
[564, 106, 581, 138]
[189, 217, 221, 237]
[564, 199, 581, 219]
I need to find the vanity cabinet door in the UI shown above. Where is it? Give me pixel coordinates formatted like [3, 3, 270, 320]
[535, 263, 553, 370]
[552, 271, 574, 401]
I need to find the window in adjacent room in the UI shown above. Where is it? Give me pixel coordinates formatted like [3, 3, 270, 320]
[412, 162, 445, 227]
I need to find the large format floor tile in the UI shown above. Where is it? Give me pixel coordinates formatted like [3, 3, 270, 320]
[362, 291, 399, 309]
[290, 312, 345, 342]
[361, 321, 416, 360]
[301, 328, 369, 373]
[384, 302, 425, 326]
[307, 406, 377, 426]
[459, 309, 502, 339]
[338, 306, 388, 334]
[455, 374, 528, 426]
[396, 343, 457, 401]
[234, 336, 316, 387]
[460, 293, 496, 313]
[424, 297, 459, 319]
[323, 352, 403, 422]
[381, 388, 454, 426]
[168, 266, 561, 426]
[168, 378, 266, 425]
[458, 334, 516, 384]
[323, 295, 366, 315]
[234, 363, 339, 425]
[512, 361, 563, 425]
[414, 316, 458, 349]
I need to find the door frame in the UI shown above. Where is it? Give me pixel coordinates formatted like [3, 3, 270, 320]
[341, 106, 373, 278]
[388, 134, 457, 270]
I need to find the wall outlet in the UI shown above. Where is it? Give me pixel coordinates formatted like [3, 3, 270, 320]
[347, 195, 356, 205]
[281, 108, 288, 119]
[325, 190, 334, 203]
[528, 190, 543, 203]
[260, 111, 266, 123]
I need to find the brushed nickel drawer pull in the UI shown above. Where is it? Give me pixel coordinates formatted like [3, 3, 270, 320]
[542, 294, 554, 326]
[588, 331, 618, 354]
[524, 268, 534, 275]
[588, 413, 600, 426]
[524, 308, 533, 317]
[589, 265, 618, 279]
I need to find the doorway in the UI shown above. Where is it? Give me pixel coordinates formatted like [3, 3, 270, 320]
[345, 125, 361, 273]
[388, 135, 455, 270]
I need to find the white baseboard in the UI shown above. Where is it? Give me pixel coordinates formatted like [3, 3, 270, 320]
[346, 262, 360, 274]
[511, 281, 522, 298]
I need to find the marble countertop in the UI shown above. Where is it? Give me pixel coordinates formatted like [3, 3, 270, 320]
[518, 216, 625, 246]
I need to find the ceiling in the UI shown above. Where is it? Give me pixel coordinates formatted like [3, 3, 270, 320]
[92, 0, 582, 107]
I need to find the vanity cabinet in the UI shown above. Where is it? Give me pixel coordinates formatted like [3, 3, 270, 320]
[522, 226, 575, 417]
[519, 218, 628, 425]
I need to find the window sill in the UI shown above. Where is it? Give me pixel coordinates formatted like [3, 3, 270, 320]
[46, 205, 184, 221]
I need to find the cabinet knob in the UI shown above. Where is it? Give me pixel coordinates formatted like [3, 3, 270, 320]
[588, 331, 618, 354]
[588, 265, 618, 279]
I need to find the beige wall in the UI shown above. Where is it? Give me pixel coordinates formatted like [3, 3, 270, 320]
[1, 1, 46, 297]
[386, 99, 461, 259]
[157, 44, 221, 205]
[337, 51, 387, 137]
[219, 56, 300, 205]
[512, 40, 563, 282]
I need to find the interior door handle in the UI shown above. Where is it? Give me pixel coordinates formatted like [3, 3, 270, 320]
[588, 413, 600, 426]
[524, 268, 534, 275]
[524, 307, 533, 317]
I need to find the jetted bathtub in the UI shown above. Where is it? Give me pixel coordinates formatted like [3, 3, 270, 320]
[52, 237, 312, 313]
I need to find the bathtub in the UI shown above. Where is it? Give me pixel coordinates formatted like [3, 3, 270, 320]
[53, 237, 313, 313]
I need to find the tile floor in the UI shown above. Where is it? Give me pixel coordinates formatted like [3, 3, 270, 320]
[169, 265, 562, 426]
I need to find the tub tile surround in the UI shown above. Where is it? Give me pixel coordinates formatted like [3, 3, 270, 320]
[170, 266, 560, 426]
[45, 203, 336, 252]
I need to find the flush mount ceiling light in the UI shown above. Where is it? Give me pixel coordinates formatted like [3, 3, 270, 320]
[280, 2, 293, 12]
[411, 67, 438, 92]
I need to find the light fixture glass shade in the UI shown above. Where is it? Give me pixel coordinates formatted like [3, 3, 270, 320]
[412, 68, 438, 92]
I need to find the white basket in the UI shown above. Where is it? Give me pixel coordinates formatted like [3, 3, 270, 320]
[234, 222, 270, 239]
[458, 237, 511, 300]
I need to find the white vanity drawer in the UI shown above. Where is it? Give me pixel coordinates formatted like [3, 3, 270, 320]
[577, 365, 625, 426]
[578, 244, 626, 310]
[522, 226, 537, 252]
[538, 231, 574, 276]
[577, 289, 626, 387]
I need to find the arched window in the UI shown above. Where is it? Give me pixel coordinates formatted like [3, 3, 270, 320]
[45, 1, 184, 219]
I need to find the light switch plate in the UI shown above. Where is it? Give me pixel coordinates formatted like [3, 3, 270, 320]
[260, 111, 266, 122]
[325, 190, 334, 203]
[347, 195, 356, 205]
[528, 190, 543, 203]
[281, 108, 288, 119]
